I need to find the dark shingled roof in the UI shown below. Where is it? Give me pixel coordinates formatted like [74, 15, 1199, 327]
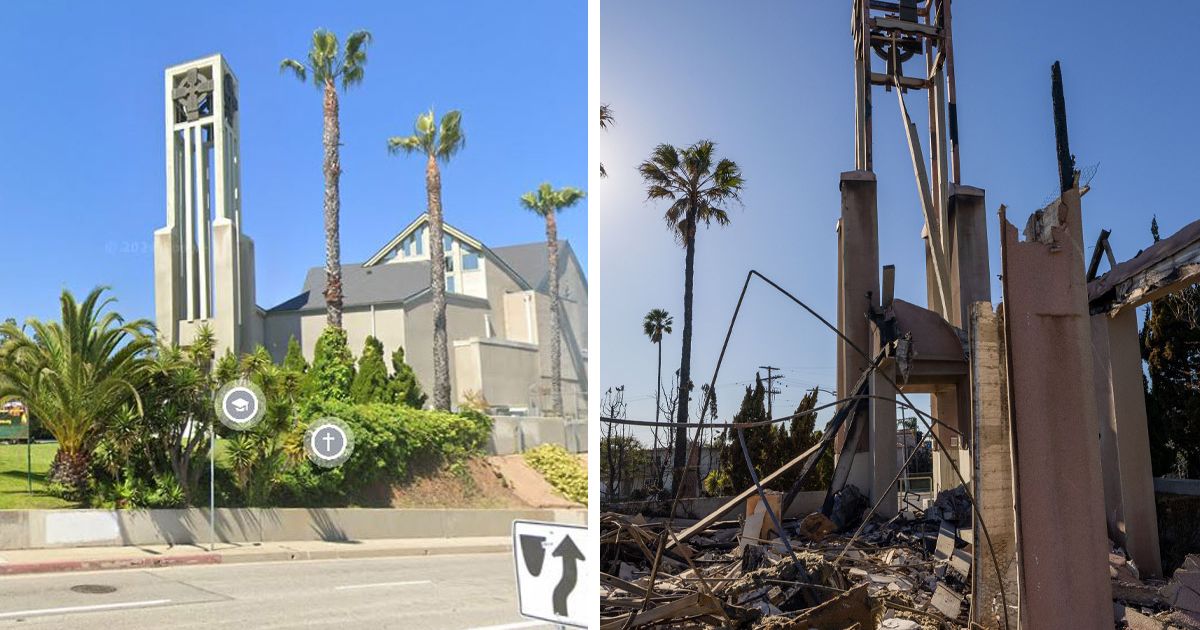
[268, 261, 431, 312]
[267, 240, 580, 313]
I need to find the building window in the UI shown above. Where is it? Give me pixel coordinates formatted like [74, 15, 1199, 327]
[415, 226, 425, 255]
[463, 249, 479, 270]
[445, 254, 455, 272]
[446, 275, 456, 293]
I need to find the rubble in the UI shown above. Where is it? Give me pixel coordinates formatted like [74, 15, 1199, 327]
[601, 488, 975, 629]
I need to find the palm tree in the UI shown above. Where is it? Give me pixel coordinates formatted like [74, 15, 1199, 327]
[520, 183, 587, 416]
[281, 28, 372, 329]
[642, 308, 672, 483]
[638, 140, 744, 495]
[0, 287, 153, 499]
[600, 104, 615, 178]
[388, 109, 466, 411]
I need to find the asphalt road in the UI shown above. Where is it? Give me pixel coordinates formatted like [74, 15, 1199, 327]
[0, 552, 553, 629]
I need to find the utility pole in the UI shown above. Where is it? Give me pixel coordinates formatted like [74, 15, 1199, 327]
[759, 366, 782, 419]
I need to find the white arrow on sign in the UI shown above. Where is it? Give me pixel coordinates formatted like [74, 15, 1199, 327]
[512, 520, 590, 628]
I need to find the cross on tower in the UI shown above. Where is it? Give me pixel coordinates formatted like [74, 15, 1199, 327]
[172, 68, 213, 122]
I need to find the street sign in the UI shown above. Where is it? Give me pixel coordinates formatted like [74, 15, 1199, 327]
[512, 520, 590, 628]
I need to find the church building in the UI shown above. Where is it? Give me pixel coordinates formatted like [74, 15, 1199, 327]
[153, 55, 587, 416]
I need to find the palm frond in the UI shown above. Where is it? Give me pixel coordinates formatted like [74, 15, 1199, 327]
[386, 135, 423, 155]
[600, 104, 615, 129]
[436, 110, 466, 161]
[279, 59, 307, 83]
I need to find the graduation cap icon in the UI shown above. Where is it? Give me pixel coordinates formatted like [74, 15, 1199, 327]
[231, 397, 251, 414]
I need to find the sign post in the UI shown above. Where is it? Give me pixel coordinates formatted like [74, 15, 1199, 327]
[25, 411, 31, 494]
[512, 520, 590, 628]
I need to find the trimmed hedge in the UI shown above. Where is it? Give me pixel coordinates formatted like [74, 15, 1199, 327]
[523, 444, 587, 506]
[275, 401, 493, 505]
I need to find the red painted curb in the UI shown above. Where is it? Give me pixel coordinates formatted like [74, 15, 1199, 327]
[0, 553, 221, 576]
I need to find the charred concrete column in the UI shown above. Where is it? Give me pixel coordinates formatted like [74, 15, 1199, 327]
[948, 184, 991, 329]
[870, 360, 897, 518]
[930, 389, 959, 493]
[1092, 308, 1162, 577]
[835, 170, 879, 495]
[1000, 189, 1114, 628]
[969, 302, 1018, 629]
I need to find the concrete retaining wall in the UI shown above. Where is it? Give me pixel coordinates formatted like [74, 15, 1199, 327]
[488, 415, 586, 455]
[0, 507, 585, 551]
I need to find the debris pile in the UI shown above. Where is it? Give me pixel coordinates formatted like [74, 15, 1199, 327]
[1111, 551, 1200, 629]
[600, 486, 978, 629]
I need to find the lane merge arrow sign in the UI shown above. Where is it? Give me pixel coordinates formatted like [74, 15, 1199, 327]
[512, 519, 590, 628]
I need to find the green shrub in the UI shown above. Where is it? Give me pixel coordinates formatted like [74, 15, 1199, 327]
[524, 444, 587, 506]
[350, 336, 390, 404]
[275, 401, 493, 505]
[304, 327, 355, 402]
[282, 335, 309, 375]
[389, 346, 426, 408]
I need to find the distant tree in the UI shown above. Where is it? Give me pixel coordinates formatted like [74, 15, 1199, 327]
[718, 377, 772, 493]
[600, 104, 614, 178]
[712, 379, 830, 495]
[350, 336, 390, 404]
[388, 109, 466, 411]
[282, 336, 309, 375]
[520, 183, 587, 417]
[1143, 216, 1200, 478]
[304, 327, 356, 402]
[638, 140, 744, 495]
[776, 388, 833, 492]
[601, 386, 646, 500]
[389, 346, 426, 408]
[280, 28, 372, 329]
[642, 308, 673, 460]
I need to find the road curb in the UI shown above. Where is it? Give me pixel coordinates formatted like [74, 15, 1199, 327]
[0, 553, 220, 576]
[0, 541, 513, 576]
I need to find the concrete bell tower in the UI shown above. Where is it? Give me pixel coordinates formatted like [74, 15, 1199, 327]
[155, 55, 259, 357]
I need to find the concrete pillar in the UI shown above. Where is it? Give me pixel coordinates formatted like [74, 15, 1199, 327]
[1093, 308, 1163, 577]
[947, 185, 991, 328]
[835, 170, 879, 494]
[969, 302, 1019, 629]
[1000, 189, 1114, 629]
[929, 388, 961, 493]
[870, 361, 897, 518]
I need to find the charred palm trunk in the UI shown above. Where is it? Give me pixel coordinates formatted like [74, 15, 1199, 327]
[546, 211, 563, 416]
[654, 339, 664, 489]
[322, 79, 344, 328]
[673, 205, 696, 496]
[48, 448, 90, 501]
[428, 154, 451, 411]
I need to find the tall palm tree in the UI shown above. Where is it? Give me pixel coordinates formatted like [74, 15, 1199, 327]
[388, 109, 466, 411]
[281, 28, 372, 329]
[642, 308, 672, 483]
[520, 183, 587, 416]
[0, 287, 153, 499]
[600, 104, 615, 178]
[638, 140, 744, 495]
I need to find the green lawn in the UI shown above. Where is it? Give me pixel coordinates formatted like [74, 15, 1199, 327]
[0, 440, 238, 510]
[0, 442, 77, 509]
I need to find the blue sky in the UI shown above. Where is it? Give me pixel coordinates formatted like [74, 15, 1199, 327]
[600, 1, 1199, 433]
[0, 0, 586, 325]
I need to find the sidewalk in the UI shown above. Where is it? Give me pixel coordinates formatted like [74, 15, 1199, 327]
[0, 536, 512, 576]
